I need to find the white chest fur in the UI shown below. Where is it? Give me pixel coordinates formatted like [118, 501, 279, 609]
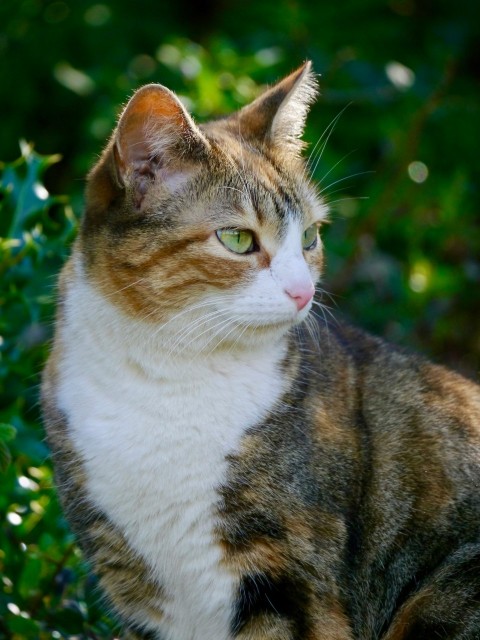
[55, 269, 286, 640]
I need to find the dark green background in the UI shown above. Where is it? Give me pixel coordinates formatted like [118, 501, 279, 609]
[1, 0, 479, 637]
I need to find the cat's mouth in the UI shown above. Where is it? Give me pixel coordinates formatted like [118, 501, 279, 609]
[239, 309, 310, 336]
[234, 301, 312, 333]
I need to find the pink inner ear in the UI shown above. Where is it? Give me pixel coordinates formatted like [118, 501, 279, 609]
[111, 84, 208, 206]
[115, 85, 188, 174]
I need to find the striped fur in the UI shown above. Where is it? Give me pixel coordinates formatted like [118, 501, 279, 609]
[42, 63, 480, 639]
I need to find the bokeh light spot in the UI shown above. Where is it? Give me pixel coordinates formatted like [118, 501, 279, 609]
[7, 512, 22, 526]
[385, 61, 415, 89]
[129, 54, 157, 79]
[84, 4, 111, 26]
[409, 261, 431, 293]
[54, 62, 95, 96]
[408, 161, 429, 183]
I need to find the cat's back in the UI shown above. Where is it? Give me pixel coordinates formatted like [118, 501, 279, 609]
[307, 320, 480, 504]
[297, 321, 480, 637]
[326, 321, 480, 455]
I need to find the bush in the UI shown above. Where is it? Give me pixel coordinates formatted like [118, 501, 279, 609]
[0, 144, 118, 637]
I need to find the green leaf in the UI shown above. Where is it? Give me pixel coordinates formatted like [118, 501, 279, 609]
[6, 613, 41, 635]
[0, 440, 12, 472]
[53, 602, 86, 634]
[18, 555, 43, 599]
[0, 423, 17, 442]
[0, 141, 62, 239]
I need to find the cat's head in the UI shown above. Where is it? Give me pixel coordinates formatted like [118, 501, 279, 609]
[80, 62, 327, 352]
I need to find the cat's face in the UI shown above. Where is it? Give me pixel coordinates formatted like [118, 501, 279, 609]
[81, 63, 326, 351]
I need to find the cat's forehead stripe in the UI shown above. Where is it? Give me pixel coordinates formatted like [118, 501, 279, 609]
[248, 183, 301, 239]
[248, 185, 266, 225]
[243, 171, 304, 234]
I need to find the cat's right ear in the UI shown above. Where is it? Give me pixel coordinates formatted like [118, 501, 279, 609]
[112, 84, 209, 207]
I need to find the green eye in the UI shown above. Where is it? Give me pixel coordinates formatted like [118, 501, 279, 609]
[216, 229, 256, 254]
[302, 224, 318, 250]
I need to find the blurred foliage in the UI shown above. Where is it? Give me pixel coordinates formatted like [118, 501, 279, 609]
[1, 0, 479, 636]
[0, 145, 117, 637]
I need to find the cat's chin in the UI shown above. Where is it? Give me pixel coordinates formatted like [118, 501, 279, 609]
[233, 306, 312, 344]
[230, 316, 300, 349]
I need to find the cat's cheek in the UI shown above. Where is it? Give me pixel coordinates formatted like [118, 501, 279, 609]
[304, 238, 324, 275]
[229, 271, 301, 328]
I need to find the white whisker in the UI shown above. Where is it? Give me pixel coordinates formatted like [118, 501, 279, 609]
[309, 103, 352, 177]
[312, 299, 338, 325]
[307, 104, 351, 170]
[188, 316, 239, 359]
[325, 196, 369, 208]
[166, 309, 233, 356]
[200, 317, 242, 358]
[227, 320, 252, 354]
[149, 295, 237, 337]
[318, 150, 356, 187]
[320, 171, 375, 195]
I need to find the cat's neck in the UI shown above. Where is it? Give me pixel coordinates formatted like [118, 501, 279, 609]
[62, 253, 290, 382]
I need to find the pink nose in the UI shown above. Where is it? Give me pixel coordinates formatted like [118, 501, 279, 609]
[285, 282, 315, 311]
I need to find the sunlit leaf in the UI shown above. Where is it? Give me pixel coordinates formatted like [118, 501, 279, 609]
[0, 141, 62, 239]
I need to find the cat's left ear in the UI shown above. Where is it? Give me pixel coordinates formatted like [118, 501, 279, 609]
[112, 83, 209, 205]
[234, 61, 318, 155]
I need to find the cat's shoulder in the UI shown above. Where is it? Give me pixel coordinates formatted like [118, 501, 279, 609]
[307, 319, 480, 426]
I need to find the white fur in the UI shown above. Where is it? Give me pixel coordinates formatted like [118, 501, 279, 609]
[55, 219, 317, 639]
[56, 272, 288, 639]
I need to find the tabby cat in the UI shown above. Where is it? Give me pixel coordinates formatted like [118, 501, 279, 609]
[42, 62, 480, 640]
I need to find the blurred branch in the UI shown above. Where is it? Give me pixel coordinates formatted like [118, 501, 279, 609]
[328, 56, 459, 294]
[365, 56, 458, 229]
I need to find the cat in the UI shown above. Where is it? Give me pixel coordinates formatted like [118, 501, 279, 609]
[41, 61, 480, 640]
